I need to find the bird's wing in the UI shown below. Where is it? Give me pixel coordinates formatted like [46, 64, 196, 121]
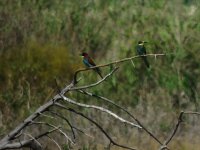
[142, 46, 147, 54]
[87, 57, 97, 66]
[85, 56, 103, 78]
[136, 45, 146, 55]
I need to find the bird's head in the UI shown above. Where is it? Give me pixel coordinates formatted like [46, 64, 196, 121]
[138, 41, 148, 45]
[80, 52, 89, 57]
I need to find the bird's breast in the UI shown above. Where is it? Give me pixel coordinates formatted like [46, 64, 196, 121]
[83, 59, 92, 67]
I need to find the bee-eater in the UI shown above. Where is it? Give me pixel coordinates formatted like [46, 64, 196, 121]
[136, 41, 150, 68]
[80, 52, 103, 78]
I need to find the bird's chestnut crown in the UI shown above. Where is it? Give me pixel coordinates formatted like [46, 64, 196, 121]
[80, 52, 88, 56]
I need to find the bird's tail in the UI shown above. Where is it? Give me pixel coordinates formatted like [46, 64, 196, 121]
[142, 56, 150, 68]
[94, 68, 103, 78]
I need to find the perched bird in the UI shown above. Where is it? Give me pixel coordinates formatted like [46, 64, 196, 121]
[136, 41, 150, 68]
[80, 52, 103, 78]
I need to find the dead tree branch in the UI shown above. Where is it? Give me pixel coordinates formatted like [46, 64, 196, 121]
[159, 111, 200, 150]
[77, 90, 163, 145]
[2, 53, 188, 150]
[0, 128, 59, 150]
[73, 53, 166, 82]
[0, 66, 119, 149]
[30, 121, 74, 144]
[48, 111, 76, 139]
[57, 96, 141, 129]
[54, 104, 137, 150]
[46, 135, 62, 150]
[70, 67, 119, 91]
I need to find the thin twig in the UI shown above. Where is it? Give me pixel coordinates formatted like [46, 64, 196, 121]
[160, 111, 200, 150]
[77, 90, 163, 145]
[13, 130, 23, 139]
[184, 111, 200, 115]
[57, 96, 141, 129]
[164, 112, 184, 146]
[22, 133, 42, 149]
[56, 105, 137, 150]
[0, 128, 59, 149]
[46, 135, 62, 150]
[31, 121, 74, 144]
[49, 110, 93, 139]
[48, 111, 76, 139]
[71, 67, 118, 91]
[38, 112, 54, 119]
[130, 59, 135, 68]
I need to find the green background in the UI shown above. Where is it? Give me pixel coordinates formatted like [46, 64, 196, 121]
[0, 0, 200, 149]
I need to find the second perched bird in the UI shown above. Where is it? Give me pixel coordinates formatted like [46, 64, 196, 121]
[136, 41, 150, 68]
[80, 52, 103, 78]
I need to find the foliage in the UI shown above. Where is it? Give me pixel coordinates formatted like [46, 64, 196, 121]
[0, 0, 200, 149]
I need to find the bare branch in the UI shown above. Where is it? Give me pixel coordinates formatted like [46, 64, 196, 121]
[0, 128, 59, 149]
[72, 128, 93, 139]
[164, 112, 184, 146]
[77, 90, 163, 145]
[70, 67, 118, 91]
[31, 121, 74, 144]
[22, 133, 42, 149]
[159, 145, 168, 150]
[49, 110, 93, 140]
[0, 85, 72, 149]
[73, 53, 166, 82]
[0, 66, 119, 149]
[130, 59, 135, 68]
[164, 111, 200, 145]
[54, 105, 137, 150]
[5, 53, 200, 150]
[48, 111, 76, 139]
[57, 96, 141, 129]
[38, 112, 55, 119]
[0, 101, 52, 148]
[46, 135, 62, 150]
[183, 111, 200, 115]
[30, 127, 59, 141]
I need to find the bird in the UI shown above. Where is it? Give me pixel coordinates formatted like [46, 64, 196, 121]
[136, 41, 150, 68]
[80, 52, 103, 78]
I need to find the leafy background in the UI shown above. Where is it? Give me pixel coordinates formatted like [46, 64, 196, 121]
[0, 0, 200, 149]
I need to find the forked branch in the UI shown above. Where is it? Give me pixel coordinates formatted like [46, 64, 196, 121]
[159, 111, 200, 150]
[4, 53, 194, 150]
[54, 104, 137, 150]
[57, 96, 141, 129]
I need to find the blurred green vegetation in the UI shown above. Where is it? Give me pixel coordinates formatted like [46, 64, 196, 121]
[0, 0, 200, 149]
